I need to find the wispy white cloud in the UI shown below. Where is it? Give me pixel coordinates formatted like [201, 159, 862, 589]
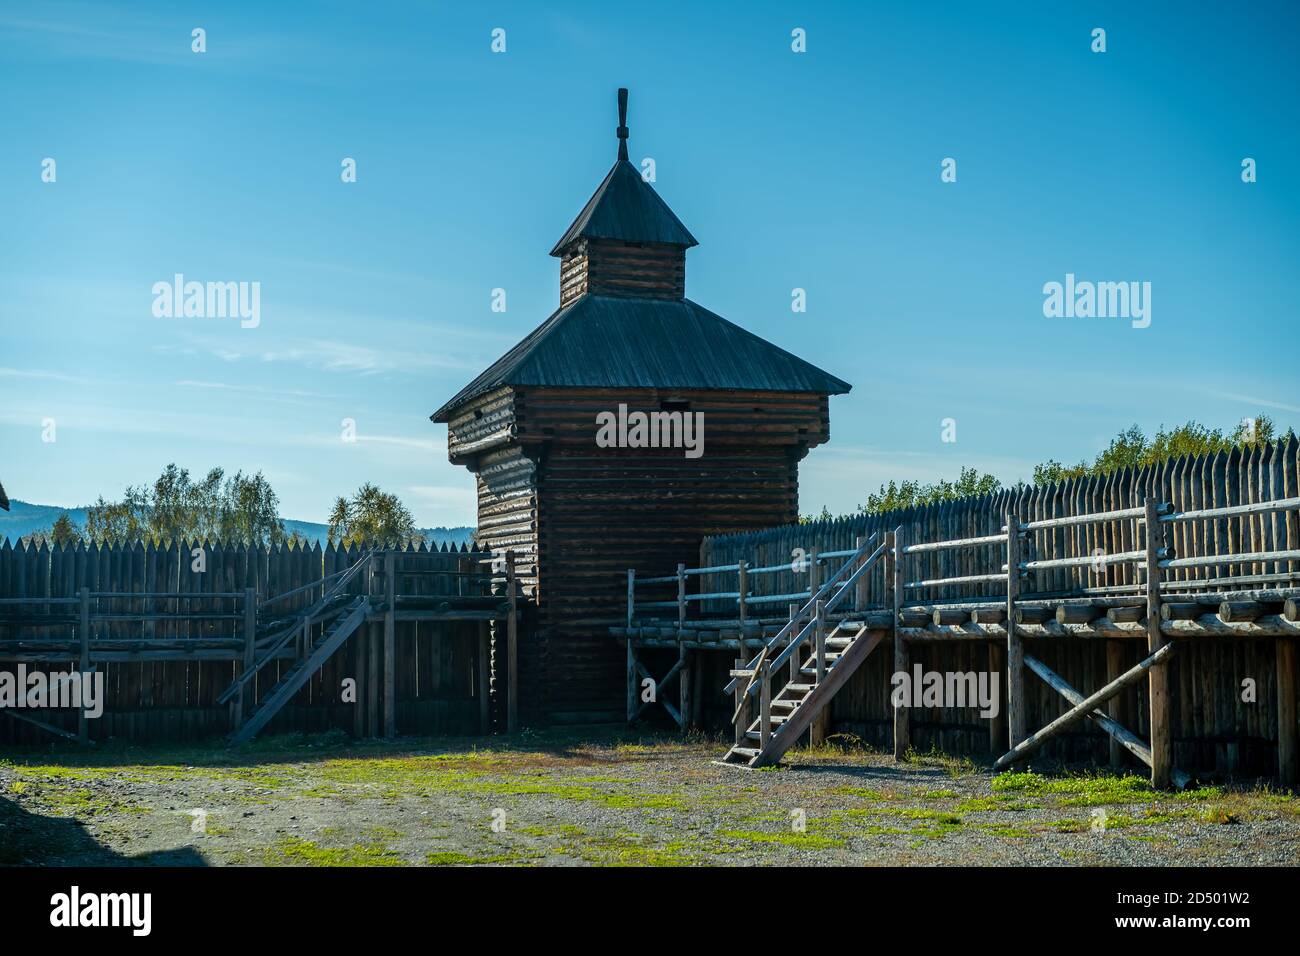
[1209, 391, 1300, 416]
[0, 367, 86, 384]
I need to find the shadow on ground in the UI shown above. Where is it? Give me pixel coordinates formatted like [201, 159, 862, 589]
[0, 795, 206, 867]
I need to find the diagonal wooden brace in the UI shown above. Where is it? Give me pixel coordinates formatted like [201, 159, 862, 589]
[1023, 653, 1189, 789]
[993, 642, 1175, 772]
[634, 658, 686, 726]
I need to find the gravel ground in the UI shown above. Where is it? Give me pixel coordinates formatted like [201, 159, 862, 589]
[2, 728, 1298, 866]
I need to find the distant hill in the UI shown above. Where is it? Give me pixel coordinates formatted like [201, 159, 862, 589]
[0, 500, 475, 549]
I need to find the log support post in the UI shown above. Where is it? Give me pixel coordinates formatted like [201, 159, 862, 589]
[1106, 640, 1128, 768]
[890, 528, 909, 761]
[679, 645, 692, 733]
[1005, 515, 1025, 766]
[78, 587, 90, 746]
[988, 640, 1006, 756]
[384, 551, 396, 738]
[507, 551, 518, 734]
[626, 640, 638, 724]
[1278, 635, 1297, 787]
[1145, 498, 1172, 789]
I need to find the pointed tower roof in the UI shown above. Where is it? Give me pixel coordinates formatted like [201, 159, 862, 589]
[431, 88, 850, 425]
[549, 89, 697, 255]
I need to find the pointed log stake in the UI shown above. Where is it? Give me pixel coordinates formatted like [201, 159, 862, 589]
[616, 87, 629, 161]
[994, 642, 1175, 772]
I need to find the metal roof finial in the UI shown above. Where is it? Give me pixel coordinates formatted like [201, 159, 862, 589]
[616, 88, 629, 161]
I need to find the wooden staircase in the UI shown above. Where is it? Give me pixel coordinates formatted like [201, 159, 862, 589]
[218, 553, 374, 709]
[720, 534, 889, 768]
[722, 619, 886, 767]
[228, 596, 369, 745]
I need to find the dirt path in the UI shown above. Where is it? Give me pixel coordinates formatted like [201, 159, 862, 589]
[3, 729, 1297, 866]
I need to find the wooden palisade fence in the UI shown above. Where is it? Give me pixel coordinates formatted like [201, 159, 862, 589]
[0, 541, 520, 745]
[617, 439, 1300, 783]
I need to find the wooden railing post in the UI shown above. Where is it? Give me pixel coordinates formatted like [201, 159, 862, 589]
[892, 528, 910, 761]
[1145, 497, 1172, 788]
[814, 599, 826, 683]
[808, 547, 820, 601]
[788, 603, 801, 687]
[759, 659, 772, 751]
[78, 587, 90, 746]
[507, 550, 518, 734]
[626, 568, 635, 631]
[1005, 515, 1025, 763]
[733, 657, 748, 747]
[676, 562, 686, 635]
[367, 555, 379, 738]
[854, 535, 868, 610]
[627, 641, 638, 725]
[737, 559, 748, 633]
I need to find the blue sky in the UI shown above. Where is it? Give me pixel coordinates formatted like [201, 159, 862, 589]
[2, 1, 1297, 527]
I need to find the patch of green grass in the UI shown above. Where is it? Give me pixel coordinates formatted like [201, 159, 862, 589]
[1047, 818, 1087, 833]
[829, 785, 900, 801]
[425, 850, 526, 865]
[265, 837, 404, 867]
[720, 829, 844, 851]
[954, 797, 1000, 813]
[560, 830, 704, 866]
[920, 788, 959, 800]
[992, 770, 1154, 806]
[1197, 806, 1239, 825]
[1175, 786, 1225, 802]
[980, 823, 1033, 838]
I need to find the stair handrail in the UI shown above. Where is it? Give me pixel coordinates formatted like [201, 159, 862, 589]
[724, 532, 880, 699]
[761, 537, 888, 683]
[218, 553, 373, 704]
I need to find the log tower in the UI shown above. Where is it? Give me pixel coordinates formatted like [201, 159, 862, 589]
[432, 89, 850, 726]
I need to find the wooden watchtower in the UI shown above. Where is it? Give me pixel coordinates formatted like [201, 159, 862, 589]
[432, 89, 850, 726]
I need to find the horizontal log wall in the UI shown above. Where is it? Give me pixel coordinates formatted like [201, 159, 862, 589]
[0, 541, 487, 745]
[560, 238, 685, 306]
[699, 437, 1300, 774]
[499, 385, 828, 724]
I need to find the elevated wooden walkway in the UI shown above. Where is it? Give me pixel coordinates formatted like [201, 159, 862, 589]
[613, 496, 1300, 786]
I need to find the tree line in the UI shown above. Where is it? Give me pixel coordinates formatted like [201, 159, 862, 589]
[27, 464, 430, 549]
[801, 415, 1294, 522]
